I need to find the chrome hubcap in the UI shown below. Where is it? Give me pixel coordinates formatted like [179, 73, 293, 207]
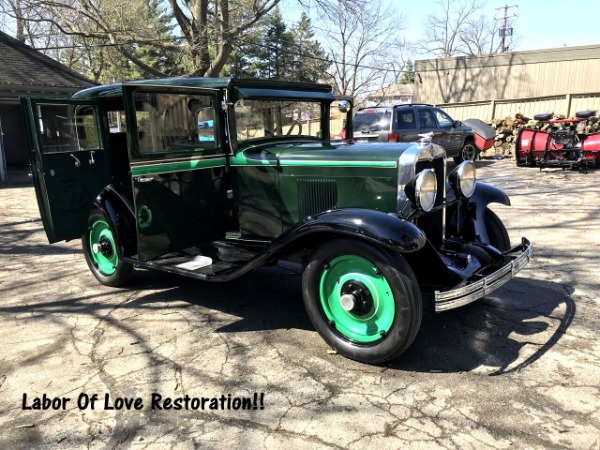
[340, 293, 356, 311]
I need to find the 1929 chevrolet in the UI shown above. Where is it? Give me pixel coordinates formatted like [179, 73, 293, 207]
[23, 78, 531, 364]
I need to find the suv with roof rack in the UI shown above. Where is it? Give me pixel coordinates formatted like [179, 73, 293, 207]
[353, 104, 478, 164]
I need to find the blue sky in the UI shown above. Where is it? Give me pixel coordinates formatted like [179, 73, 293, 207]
[401, 0, 600, 52]
[282, 0, 600, 54]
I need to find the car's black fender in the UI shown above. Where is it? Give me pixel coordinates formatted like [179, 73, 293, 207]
[93, 183, 137, 257]
[276, 208, 427, 260]
[469, 181, 510, 244]
[159, 208, 427, 283]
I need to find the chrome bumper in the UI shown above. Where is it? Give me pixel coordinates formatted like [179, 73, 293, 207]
[434, 238, 532, 312]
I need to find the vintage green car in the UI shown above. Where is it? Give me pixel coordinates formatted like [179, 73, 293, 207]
[22, 78, 531, 364]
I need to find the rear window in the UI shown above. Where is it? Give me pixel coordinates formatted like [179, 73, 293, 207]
[353, 110, 391, 130]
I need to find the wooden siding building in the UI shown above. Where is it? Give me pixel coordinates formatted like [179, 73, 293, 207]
[413, 44, 600, 119]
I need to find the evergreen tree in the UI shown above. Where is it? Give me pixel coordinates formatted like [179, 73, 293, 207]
[400, 60, 415, 84]
[290, 13, 329, 82]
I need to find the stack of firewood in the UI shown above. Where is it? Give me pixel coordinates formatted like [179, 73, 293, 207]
[484, 117, 521, 157]
[479, 112, 600, 159]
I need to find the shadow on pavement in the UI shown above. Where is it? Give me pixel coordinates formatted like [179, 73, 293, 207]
[394, 277, 575, 374]
[0, 264, 573, 374]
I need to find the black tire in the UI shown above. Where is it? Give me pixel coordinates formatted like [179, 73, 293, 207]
[302, 239, 422, 364]
[83, 209, 133, 287]
[484, 208, 511, 251]
[453, 139, 478, 164]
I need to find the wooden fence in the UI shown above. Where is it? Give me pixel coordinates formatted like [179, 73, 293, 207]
[437, 92, 600, 121]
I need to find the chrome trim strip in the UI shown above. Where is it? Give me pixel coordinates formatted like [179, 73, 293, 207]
[434, 238, 532, 312]
[397, 142, 446, 216]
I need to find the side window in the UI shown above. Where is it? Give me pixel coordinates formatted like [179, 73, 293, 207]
[37, 103, 101, 154]
[74, 105, 100, 149]
[434, 109, 453, 128]
[417, 109, 436, 129]
[396, 110, 416, 130]
[134, 92, 218, 154]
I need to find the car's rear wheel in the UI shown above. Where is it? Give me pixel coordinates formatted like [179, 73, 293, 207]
[454, 139, 478, 164]
[302, 239, 422, 364]
[484, 208, 511, 251]
[83, 210, 133, 287]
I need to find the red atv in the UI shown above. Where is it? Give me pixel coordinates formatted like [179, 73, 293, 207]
[515, 110, 600, 172]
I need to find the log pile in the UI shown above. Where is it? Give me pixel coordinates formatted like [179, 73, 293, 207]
[478, 112, 600, 159]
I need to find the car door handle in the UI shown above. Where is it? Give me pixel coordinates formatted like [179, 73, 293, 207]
[135, 176, 154, 183]
[89, 151, 95, 165]
[70, 153, 81, 167]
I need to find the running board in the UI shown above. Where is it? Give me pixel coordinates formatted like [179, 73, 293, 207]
[123, 254, 242, 281]
[122, 241, 270, 282]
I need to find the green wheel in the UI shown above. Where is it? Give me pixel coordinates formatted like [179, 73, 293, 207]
[302, 239, 422, 364]
[83, 210, 132, 287]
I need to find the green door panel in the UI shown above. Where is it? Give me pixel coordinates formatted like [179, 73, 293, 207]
[122, 86, 228, 260]
[22, 98, 110, 243]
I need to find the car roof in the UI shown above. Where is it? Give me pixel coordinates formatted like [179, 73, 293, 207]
[356, 103, 435, 112]
[72, 77, 334, 100]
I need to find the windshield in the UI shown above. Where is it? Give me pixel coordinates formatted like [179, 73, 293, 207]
[234, 99, 323, 144]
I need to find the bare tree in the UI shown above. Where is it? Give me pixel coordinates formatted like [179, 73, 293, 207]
[460, 14, 516, 55]
[3, 0, 283, 78]
[318, 0, 406, 98]
[420, 0, 515, 57]
[170, 0, 282, 76]
[0, 0, 37, 42]
[421, 0, 480, 57]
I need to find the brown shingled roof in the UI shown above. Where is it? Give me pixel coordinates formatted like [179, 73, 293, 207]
[0, 31, 96, 91]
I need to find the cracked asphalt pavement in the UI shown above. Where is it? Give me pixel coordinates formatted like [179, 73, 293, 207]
[0, 160, 599, 449]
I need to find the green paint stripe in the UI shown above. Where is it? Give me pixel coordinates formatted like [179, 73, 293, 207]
[230, 155, 397, 168]
[131, 157, 226, 175]
[229, 155, 276, 166]
[280, 160, 397, 168]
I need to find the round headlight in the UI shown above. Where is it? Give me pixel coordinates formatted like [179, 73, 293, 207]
[450, 160, 476, 198]
[405, 169, 437, 212]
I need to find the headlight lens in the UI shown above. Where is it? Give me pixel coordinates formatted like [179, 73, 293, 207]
[405, 169, 437, 212]
[450, 160, 476, 198]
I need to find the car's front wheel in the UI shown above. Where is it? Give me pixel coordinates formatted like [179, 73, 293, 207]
[302, 239, 422, 364]
[83, 210, 133, 287]
[454, 139, 478, 164]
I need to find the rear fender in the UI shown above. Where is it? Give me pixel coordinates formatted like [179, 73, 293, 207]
[93, 185, 137, 257]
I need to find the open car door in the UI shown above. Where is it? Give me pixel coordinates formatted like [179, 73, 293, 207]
[22, 98, 110, 243]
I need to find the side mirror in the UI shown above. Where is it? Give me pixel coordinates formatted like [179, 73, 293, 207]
[338, 100, 351, 113]
[453, 120, 462, 127]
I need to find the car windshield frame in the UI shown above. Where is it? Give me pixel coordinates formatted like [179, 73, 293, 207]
[233, 97, 325, 146]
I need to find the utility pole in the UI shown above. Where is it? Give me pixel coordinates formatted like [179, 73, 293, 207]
[495, 4, 518, 52]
